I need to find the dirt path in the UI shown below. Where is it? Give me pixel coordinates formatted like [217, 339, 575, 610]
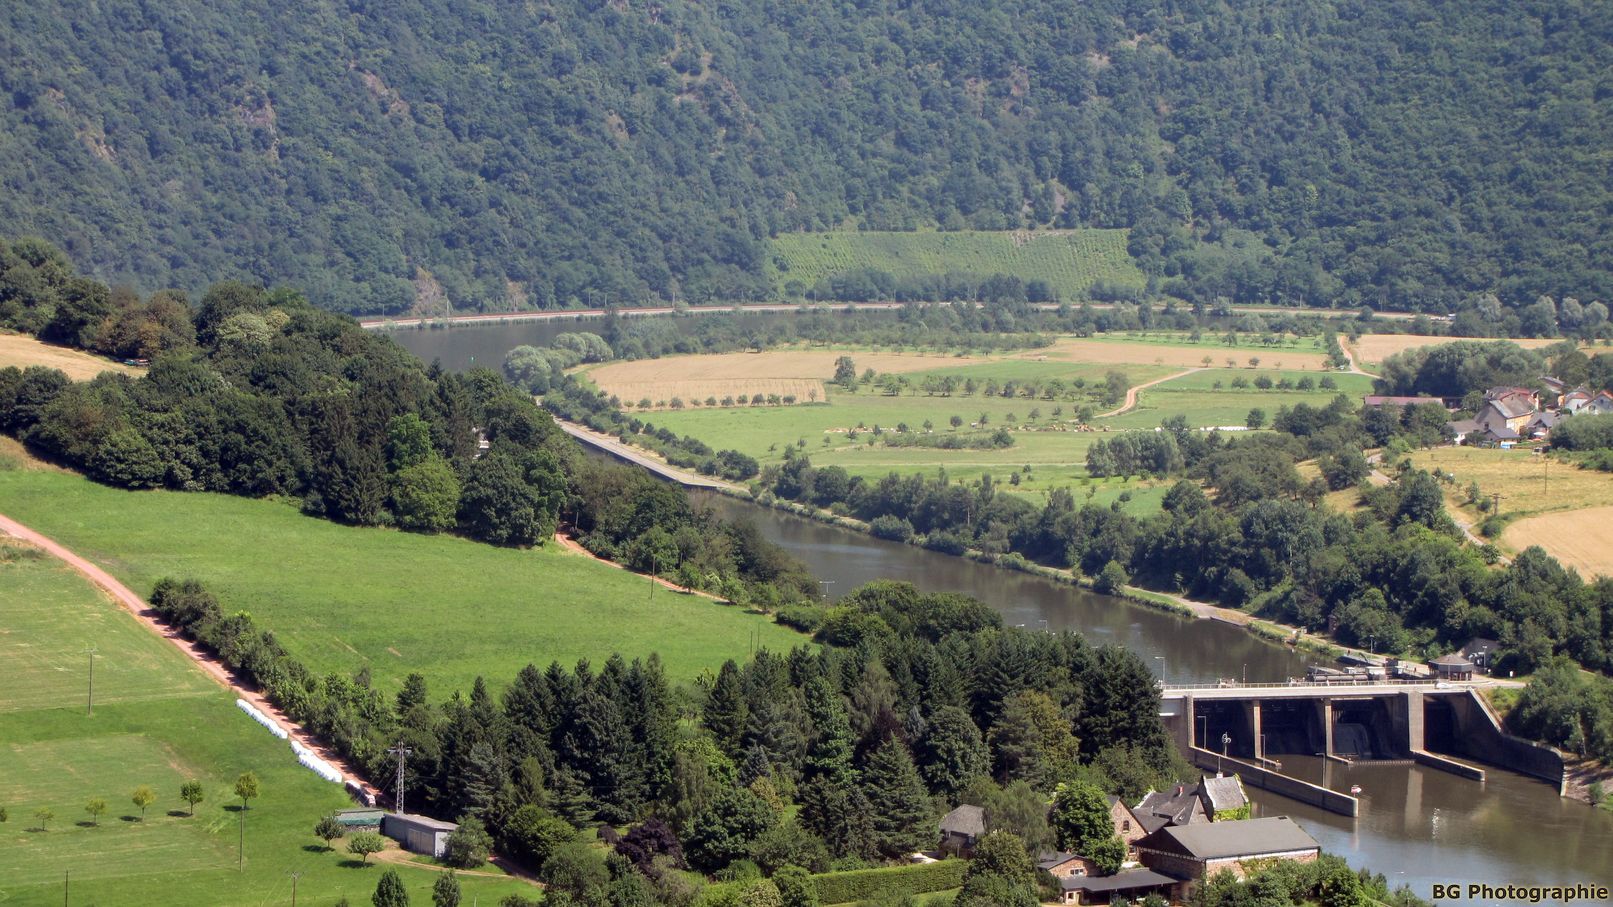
[371, 844, 544, 887]
[0, 512, 380, 802]
[1338, 339, 1375, 377]
[1096, 367, 1203, 419]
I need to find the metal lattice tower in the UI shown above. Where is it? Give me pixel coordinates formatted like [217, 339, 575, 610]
[387, 742, 412, 814]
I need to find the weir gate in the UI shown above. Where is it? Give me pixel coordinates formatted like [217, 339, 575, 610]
[1158, 681, 1565, 816]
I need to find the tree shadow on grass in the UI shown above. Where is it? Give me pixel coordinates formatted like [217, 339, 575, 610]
[304, 844, 333, 853]
[75, 820, 98, 828]
[167, 809, 191, 818]
[338, 859, 377, 869]
[223, 804, 246, 813]
[119, 815, 140, 823]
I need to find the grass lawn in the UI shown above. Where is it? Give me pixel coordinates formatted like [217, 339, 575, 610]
[0, 541, 533, 906]
[0, 458, 806, 698]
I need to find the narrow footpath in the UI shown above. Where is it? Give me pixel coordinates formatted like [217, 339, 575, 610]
[0, 512, 379, 802]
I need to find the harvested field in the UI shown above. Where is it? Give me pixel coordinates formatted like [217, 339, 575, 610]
[606, 378, 824, 410]
[1348, 334, 1562, 365]
[1023, 337, 1330, 371]
[586, 349, 977, 406]
[1503, 507, 1613, 579]
[0, 332, 138, 380]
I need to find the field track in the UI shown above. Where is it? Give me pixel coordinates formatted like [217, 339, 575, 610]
[0, 512, 379, 801]
[1502, 507, 1613, 579]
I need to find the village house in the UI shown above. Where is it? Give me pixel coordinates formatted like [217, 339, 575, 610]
[1055, 868, 1184, 905]
[937, 804, 986, 857]
[1561, 387, 1597, 415]
[1108, 794, 1149, 853]
[1134, 775, 1250, 833]
[1588, 390, 1613, 416]
[1474, 394, 1533, 440]
[1134, 816, 1320, 895]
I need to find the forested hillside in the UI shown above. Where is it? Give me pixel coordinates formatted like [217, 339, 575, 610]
[2, 0, 1610, 314]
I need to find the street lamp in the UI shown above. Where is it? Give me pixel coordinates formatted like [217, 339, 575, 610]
[1220, 731, 1230, 774]
[1154, 655, 1167, 686]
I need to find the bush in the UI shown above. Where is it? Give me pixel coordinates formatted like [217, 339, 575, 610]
[443, 817, 493, 868]
[868, 515, 915, 542]
[922, 530, 970, 556]
[776, 606, 829, 633]
[1094, 560, 1129, 594]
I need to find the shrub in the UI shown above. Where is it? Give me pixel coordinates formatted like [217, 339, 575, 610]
[810, 860, 969, 905]
[868, 515, 915, 542]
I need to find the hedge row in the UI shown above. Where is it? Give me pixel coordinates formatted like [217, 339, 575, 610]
[812, 860, 968, 905]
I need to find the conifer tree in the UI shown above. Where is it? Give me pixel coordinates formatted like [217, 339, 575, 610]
[859, 739, 933, 857]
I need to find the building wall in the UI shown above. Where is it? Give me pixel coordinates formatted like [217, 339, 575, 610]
[1110, 800, 1147, 850]
[1045, 856, 1099, 879]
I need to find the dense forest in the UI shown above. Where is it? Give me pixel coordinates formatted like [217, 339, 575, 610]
[2, 1, 1611, 314]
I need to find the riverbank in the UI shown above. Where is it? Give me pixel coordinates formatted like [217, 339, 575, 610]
[554, 416, 1367, 670]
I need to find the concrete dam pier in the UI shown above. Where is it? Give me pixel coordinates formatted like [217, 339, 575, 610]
[1159, 682, 1565, 816]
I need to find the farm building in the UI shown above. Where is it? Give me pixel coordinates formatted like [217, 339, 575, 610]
[1134, 816, 1319, 893]
[335, 807, 384, 828]
[382, 812, 458, 858]
[1057, 869, 1184, 905]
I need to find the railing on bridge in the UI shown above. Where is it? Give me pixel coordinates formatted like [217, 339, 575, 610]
[1161, 678, 1468, 693]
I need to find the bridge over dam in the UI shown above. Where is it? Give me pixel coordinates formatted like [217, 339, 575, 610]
[1159, 681, 1566, 817]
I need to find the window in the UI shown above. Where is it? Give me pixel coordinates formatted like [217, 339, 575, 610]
[1122, 820, 1131, 832]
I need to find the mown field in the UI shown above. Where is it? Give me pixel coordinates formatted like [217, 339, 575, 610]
[0, 539, 532, 906]
[0, 447, 806, 697]
[1347, 333, 1563, 366]
[768, 229, 1145, 298]
[0, 331, 140, 380]
[1405, 446, 1613, 578]
[640, 337, 1372, 506]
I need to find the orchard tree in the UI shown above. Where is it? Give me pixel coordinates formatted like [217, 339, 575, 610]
[316, 813, 346, 850]
[234, 771, 260, 810]
[348, 830, 387, 864]
[131, 785, 156, 820]
[85, 797, 108, 826]
[180, 780, 205, 815]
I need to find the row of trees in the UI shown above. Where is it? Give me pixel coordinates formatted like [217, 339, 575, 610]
[9, 774, 249, 829]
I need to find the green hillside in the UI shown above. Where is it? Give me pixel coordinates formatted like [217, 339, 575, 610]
[0, 541, 532, 905]
[0, 462, 804, 696]
[770, 230, 1143, 299]
[1, 1, 1611, 313]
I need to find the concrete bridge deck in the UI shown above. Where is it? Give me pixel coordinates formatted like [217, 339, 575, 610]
[1162, 680, 1477, 700]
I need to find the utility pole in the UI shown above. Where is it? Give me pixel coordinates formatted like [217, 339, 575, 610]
[84, 646, 97, 716]
[388, 742, 413, 815]
[63, 869, 68, 907]
[238, 809, 244, 871]
[288, 870, 303, 907]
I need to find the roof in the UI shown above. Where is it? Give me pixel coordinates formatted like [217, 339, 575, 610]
[1037, 851, 1081, 871]
[939, 804, 986, 837]
[1136, 785, 1204, 828]
[1363, 396, 1444, 407]
[1430, 654, 1475, 667]
[1062, 869, 1184, 893]
[1137, 813, 1171, 834]
[1487, 386, 1536, 401]
[1529, 412, 1560, 428]
[1446, 419, 1481, 434]
[1199, 775, 1247, 813]
[1485, 424, 1521, 440]
[1139, 817, 1318, 861]
[1486, 397, 1535, 420]
[384, 812, 458, 832]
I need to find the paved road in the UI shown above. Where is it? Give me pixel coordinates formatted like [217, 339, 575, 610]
[555, 419, 746, 492]
[0, 512, 379, 801]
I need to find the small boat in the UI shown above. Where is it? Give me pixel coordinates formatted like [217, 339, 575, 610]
[1350, 784, 1363, 795]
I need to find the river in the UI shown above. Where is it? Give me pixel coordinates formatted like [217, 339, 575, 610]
[395, 323, 1613, 903]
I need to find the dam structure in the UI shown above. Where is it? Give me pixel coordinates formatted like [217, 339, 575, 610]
[1159, 681, 1566, 817]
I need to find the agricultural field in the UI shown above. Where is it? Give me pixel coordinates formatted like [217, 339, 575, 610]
[639, 339, 1371, 505]
[1033, 334, 1333, 371]
[586, 348, 974, 411]
[0, 331, 139, 380]
[1405, 446, 1613, 578]
[1347, 333, 1563, 366]
[767, 229, 1145, 298]
[0, 451, 805, 697]
[0, 539, 531, 905]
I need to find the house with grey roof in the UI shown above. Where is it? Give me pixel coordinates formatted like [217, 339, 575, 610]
[1134, 775, 1249, 832]
[937, 804, 986, 856]
[1135, 816, 1319, 893]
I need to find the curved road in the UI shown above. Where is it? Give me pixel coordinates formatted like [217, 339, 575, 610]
[0, 512, 379, 802]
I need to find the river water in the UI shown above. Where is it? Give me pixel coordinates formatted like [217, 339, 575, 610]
[395, 324, 1613, 903]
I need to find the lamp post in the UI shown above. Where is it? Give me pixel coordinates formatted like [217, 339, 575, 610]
[1220, 731, 1230, 774]
[84, 646, 97, 716]
[1154, 655, 1167, 686]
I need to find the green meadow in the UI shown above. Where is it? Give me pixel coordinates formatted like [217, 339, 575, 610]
[0, 542, 533, 906]
[0, 462, 806, 698]
[768, 229, 1145, 297]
